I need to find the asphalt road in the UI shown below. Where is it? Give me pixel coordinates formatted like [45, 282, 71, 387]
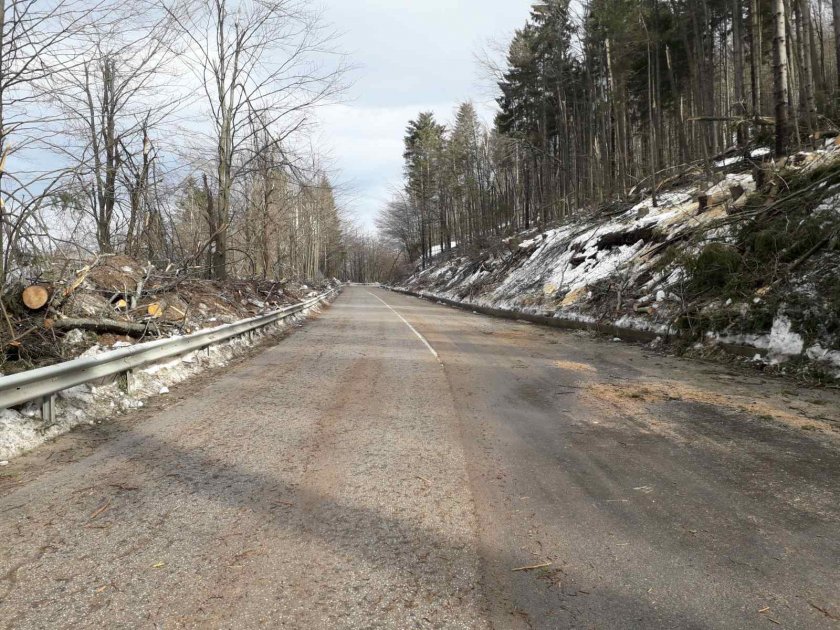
[1, 286, 838, 629]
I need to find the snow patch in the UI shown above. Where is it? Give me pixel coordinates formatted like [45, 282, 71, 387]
[806, 344, 840, 375]
[714, 156, 743, 168]
[767, 316, 805, 359]
[0, 298, 329, 461]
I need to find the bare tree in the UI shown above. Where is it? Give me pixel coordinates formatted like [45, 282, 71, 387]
[833, 0, 840, 89]
[775, 0, 791, 155]
[162, 0, 346, 280]
[49, 5, 177, 254]
[0, 0, 97, 285]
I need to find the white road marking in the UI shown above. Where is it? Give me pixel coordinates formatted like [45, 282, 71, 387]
[367, 291, 440, 361]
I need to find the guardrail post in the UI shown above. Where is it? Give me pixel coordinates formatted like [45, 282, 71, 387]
[121, 369, 135, 394]
[41, 395, 55, 425]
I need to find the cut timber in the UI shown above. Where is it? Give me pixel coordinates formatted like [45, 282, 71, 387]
[51, 318, 161, 337]
[22, 285, 50, 310]
[147, 303, 163, 318]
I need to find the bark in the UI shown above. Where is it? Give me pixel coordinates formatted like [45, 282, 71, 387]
[0, 0, 5, 286]
[51, 318, 162, 337]
[833, 0, 840, 89]
[774, 0, 790, 156]
[802, 0, 823, 95]
[751, 0, 763, 116]
[733, 0, 748, 145]
[797, 0, 818, 134]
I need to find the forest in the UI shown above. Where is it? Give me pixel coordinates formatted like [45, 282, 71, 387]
[5, 0, 840, 290]
[0, 0, 375, 291]
[379, 0, 840, 268]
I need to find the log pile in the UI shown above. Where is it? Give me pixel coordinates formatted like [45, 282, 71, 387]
[0, 255, 333, 373]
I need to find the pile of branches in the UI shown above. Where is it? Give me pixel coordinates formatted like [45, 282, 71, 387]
[0, 255, 323, 373]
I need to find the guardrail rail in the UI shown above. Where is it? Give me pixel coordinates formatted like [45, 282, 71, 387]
[0, 287, 340, 422]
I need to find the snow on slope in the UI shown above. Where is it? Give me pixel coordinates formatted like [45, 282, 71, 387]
[402, 149, 840, 378]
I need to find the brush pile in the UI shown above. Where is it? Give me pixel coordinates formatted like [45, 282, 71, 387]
[1, 255, 335, 374]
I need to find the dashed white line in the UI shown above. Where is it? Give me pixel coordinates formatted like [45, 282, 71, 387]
[367, 291, 440, 362]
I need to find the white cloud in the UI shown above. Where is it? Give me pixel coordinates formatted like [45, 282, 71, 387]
[317, 99, 500, 230]
[315, 0, 534, 230]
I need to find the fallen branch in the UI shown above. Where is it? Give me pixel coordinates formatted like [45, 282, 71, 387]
[5, 326, 39, 347]
[807, 600, 840, 620]
[56, 257, 99, 308]
[89, 498, 112, 520]
[511, 562, 552, 572]
[688, 115, 775, 126]
[49, 318, 162, 337]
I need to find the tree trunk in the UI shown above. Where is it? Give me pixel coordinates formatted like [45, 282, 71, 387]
[0, 0, 6, 287]
[51, 318, 162, 337]
[22, 285, 50, 310]
[797, 0, 818, 134]
[751, 0, 763, 116]
[775, 0, 791, 155]
[733, 0, 748, 145]
[802, 0, 823, 97]
[833, 0, 840, 90]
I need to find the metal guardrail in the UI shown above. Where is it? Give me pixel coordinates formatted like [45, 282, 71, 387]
[0, 287, 340, 421]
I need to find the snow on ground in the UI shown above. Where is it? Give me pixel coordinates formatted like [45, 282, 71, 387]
[430, 241, 459, 257]
[409, 173, 752, 320]
[0, 299, 329, 461]
[402, 155, 839, 378]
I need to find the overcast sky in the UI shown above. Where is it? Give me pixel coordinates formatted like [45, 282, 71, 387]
[315, 0, 535, 231]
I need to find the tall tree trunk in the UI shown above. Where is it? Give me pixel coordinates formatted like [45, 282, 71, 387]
[734, 0, 748, 144]
[833, 0, 840, 90]
[751, 0, 764, 116]
[797, 0, 819, 134]
[775, 0, 791, 155]
[785, 0, 801, 145]
[802, 0, 823, 97]
[0, 0, 5, 286]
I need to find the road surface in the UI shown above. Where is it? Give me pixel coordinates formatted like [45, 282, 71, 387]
[1, 286, 838, 629]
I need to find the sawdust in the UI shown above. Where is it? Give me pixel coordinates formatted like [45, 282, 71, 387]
[560, 286, 588, 307]
[490, 329, 534, 340]
[581, 382, 684, 440]
[554, 360, 597, 373]
[586, 381, 837, 435]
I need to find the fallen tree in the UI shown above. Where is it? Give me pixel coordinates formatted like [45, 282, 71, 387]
[48, 318, 162, 337]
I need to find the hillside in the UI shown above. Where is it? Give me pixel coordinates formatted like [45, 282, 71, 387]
[400, 146, 840, 382]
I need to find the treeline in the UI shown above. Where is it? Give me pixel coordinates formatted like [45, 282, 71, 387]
[341, 229, 405, 284]
[0, 0, 352, 287]
[380, 0, 840, 266]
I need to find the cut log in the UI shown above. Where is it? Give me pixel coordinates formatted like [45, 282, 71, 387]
[51, 318, 161, 337]
[147, 303, 163, 318]
[22, 285, 50, 310]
